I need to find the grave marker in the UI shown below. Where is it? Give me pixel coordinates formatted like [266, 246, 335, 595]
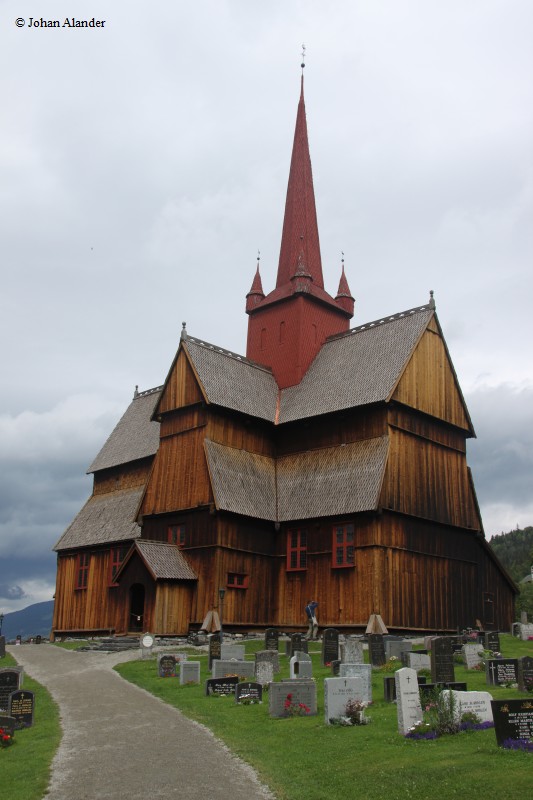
[8, 690, 35, 729]
[441, 689, 493, 724]
[290, 655, 313, 680]
[180, 661, 200, 685]
[484, 631, 500, 652]
[321, 628, 339, 666]
[265, 628, 279, 651]
[208, 635, 221, 670]
[205, 676, 239, 696]
[255, 650, 279, 675]
[517, 655, 533, 692]
[255, 660, 274, 685]
[324, 677, 364, 724]
[430, 637, 455, 684]
[235, 682, 263, 704]
[212, 659, 255, 680]
[158, 654, 177, 678]
[395, 668, 423, 735]
[0, 669, 21, 712]
[368, 634, 386, 667]
[0, 714, 16, 736]
[486, 659, 519, 686]
[491, 699, 533, 746]
[406, 652, 431, 671]
[462, 644, 484, 670]
[221, 644, 245, 660]
[338, 663, 372, 704]
[340, 637, 364, 664]
[269, 681, 317, 717]
[0, 636, 5, 659]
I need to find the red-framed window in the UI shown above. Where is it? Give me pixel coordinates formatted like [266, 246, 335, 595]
[286, 529, 308, 571]
[75, 552, 90, 590]
[332, 523, 355, 568]
[109, 545, 129, 586]
[227, 573, 249, 589]
[168, 524, 186, 547]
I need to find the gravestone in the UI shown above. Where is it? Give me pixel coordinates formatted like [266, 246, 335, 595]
[517, 655, 533, 692]
[0, 669, 21, 712]
[368, 634, 386, 667]
[340, 636, 364, 664]
[140, 633, 154, 660]
[208, 635, 221, 670]
[384, 675, 427, 703]
[158, 654, 177, 678]
[484, 631, 500, 652]
[338, 663, 372, 704]
[15, 635, 21, 645]
[35, 635, 42, 645]
[180, 661, 200, 685]
[235, 682, 263, 704]
[463, 644, 484, 670]
[212, 660, 255, 680]
[385, 639, 412, 662]
[286, 633, 307, 658]
[519, 623, 533, 640]
[269, 680, 317, 717]
[491, 699, 533, 746]
[255, 660, 274, 685]
[324, 677, 365, 724]
[321, 628, 340, 666]
[205, 676, 239, 696]
[395, 668, 423, 734]
[419, 682, 467, 701]
[290, 655, 313, 680]
[265, 628, 279, 651]
[441, 689, 493, 723]
[0, 714, 16, 736]
[221, 644, 245, 661]
[0, 636, 5, 659]
[486, 659, 519, 686]
[255, 650, 280, 675]
[430, 637, 455, 683]
[8, 690, 35, 729]
[406, 652, 431, 671]
[520, 611, 528, 624]
[330, 660, 341, 676]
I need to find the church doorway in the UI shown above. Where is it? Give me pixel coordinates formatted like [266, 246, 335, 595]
[129, 583, 145, 631]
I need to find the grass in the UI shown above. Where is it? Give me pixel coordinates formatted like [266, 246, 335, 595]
[115, 635, 533, 800]
[1, 653, 61, 800]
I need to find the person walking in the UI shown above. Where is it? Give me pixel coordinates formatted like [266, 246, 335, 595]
[304, 600, 318, 640]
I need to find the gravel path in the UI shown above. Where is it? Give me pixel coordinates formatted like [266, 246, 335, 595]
[9, 644, 275, 800]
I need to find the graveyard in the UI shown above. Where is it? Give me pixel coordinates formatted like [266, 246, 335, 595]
[2, 631, 533, 800]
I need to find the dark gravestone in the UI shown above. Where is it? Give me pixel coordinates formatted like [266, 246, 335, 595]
[491, 699, 533, 746]
[330, 660, 341, 676]
[0, 669, 21, 712]
[368, 634, 386, 667]
[321, 628, 340, 666]
[518, 656, 533, 692]
[384, 675, 427, 702]
[8, 690, 35, 729]
[288, 633, 307, 658]
[265, 628, 279, 652]
[485, 631, 500, 652]
[486, 659, 519, 686]
[158, 655, 177, 678]
[430, 637, 455, 683]
[208, 635, 221, 670]
[35, 635, 42, 645]
[205, 676, 239, 696]
[0, 636, 5, 658]
[235, 682, 263, 704]
[0, 714, 16, 736]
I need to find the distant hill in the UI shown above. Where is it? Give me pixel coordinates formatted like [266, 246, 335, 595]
[1, 600, 54, 641]
[490, 526, 533, 583]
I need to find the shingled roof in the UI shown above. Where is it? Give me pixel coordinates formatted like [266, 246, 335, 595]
[88, 387, 162, 473]
[54, 487, 144, 551]
[119, 540, 198, 581]
[205, 436, 388, 522]
[183, 304, 434, 425]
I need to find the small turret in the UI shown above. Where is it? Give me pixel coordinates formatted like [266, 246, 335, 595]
[245, 254, 265, 313]
[335, 255, 355, 316]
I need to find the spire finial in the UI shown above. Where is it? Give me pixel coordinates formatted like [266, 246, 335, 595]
[257, 249, 260, 266]
[429, 289, 436, 310]
[134, 385, 139, 399]
[301, 43, 306, 71]
[181, 322, 187, 340]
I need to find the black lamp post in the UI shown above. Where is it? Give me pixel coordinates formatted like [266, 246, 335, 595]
[0, 613, 4, 635]
[219, 587, 225, 644]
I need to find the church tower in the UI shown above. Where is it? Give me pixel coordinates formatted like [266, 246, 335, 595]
[245, 70, 354, 389]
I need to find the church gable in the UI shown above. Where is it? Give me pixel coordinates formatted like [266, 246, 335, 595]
[391, 318, 474, 434]
[157, 346, 205, 415]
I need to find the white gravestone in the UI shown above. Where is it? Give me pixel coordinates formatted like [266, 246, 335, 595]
[462, 644, 483, 670]
[180, 661, 201, 685]
[395, 668, 423, 735]
[337, 663, 372, 704]
[324, 677, 365, 724]
[441, 690, 493, 723]
[406, 653, 431, 671]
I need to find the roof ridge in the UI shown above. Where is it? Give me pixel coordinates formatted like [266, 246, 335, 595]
[325, 303, 434, 343]
[134, 385, 163, 399]
[186, 336, 274, 375]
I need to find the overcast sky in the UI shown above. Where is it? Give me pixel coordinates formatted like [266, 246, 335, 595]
[1, 1, 532, 614]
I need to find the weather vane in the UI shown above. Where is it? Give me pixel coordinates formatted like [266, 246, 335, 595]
[301, 43, 306, 70]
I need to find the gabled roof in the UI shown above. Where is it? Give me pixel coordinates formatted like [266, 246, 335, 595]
[279, 306, 434, 422]
[185, 338, 278, 422]
[88, 387, 162, 473]
[205, 436, 388, 522]
[116, 540, 197, 582]
[54, 487, 144, 551]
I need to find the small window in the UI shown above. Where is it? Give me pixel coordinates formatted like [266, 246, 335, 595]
[332, 524, 355, 568]
[287, 529, 307, 571]
[75, 552, 90, 590]
[168, 524, 186, 547]
[227, 573, 248, 589]
[109, 545, 129, 586]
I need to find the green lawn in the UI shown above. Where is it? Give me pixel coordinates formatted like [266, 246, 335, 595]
[1, 653, 61, 800]
[116, 635, 533, 800]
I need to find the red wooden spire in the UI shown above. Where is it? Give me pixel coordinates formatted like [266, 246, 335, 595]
[245, 258, 265, 313]
[335, 256, 355, 316]
[276, 75, 324, 290]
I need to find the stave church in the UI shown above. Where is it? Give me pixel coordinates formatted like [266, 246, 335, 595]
[52, 68, 516, 638]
